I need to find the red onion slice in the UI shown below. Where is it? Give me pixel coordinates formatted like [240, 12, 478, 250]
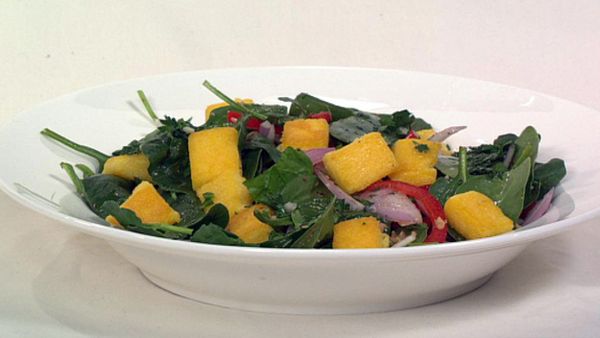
[429, 126, 467, 142]
[357, 189, 423, 225]
[304, 147, 335, 165]
[259, 120, 275, 141]
[522, 188, 555, 225]
[314, 164, 365, 211]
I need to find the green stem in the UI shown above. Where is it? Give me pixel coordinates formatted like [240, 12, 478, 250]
[60, 162, 85, 195]
[202, 80, 268, 120]
[458, 146, 468, 183]
[137, 90, 159, 121]
[151, 223, 193, 236]
[41, 128, 109, 166]
[75, 164, 96, 177]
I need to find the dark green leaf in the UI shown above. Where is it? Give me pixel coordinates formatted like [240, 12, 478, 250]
[102, 201, 192, 239]
[533, 158, 567, 197]
[161, 190, 205, 228]
[244, 132, 281, 162]
[245, 148, 317, 207]
[288, 93, 359, 121]
[429, 176, 462, 206]
[242, 149, 263, 180]
[291, 197, 337, 248]
[329, 112, 381, 144]
[82, 174, 134, 218]
[512, 126, 540, 169]
[254, 208, 293, 227]
[190, 223, 250, 246]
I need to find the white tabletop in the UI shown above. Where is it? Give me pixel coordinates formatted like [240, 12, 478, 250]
[2, 1, 599, 337]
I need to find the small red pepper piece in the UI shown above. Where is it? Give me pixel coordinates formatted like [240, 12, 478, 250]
[365, 180, 448, 243]
[274, 124, 283, 136]
[227, 111, 242, 124]
[308, 111, 333, 123]
[246, 117, 262, 130]
[406, 130, 419, 139]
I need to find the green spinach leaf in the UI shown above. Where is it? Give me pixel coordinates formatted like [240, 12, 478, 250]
[291, 197, 337, 248]
[190, 223, 250, 246]
[245, 148, 317, 208]
[102, 201, 192, 239]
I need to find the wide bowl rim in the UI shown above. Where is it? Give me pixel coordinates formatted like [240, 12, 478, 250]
[0, 66, 595, 261]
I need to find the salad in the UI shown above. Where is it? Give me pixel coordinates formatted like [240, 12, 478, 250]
[41, 81, 567, 249]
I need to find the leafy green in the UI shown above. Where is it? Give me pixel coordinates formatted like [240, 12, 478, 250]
[329, 109, 431, 145]
[260, 228, 304, 248]
[379, 110, 431, 142]
[291, 197, 333, 228]
[429, 176, 463, 206]
[82, 174, 134, 218]
[161, 190, 206, 228]
[288, 93, 359, 121]
[254, 209, 293, 227]
[512, 126, 540, 169]
[245, 148, 317, 208]
[456, 158, 531, 221]
[403, 223, 429, 246]
[114, 117, 194, 192]
[191, 224, 250, 246]
[197, 204, 229, 229]
[242, 149, 264, 180]
[533, 159, 567, 197]
[244, 132, 281, 162]
[102, 201, 192, 239]
[329, 112, 381, 144]
[291, 197, 337, 248]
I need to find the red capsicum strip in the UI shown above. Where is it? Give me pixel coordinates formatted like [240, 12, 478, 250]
[308, 111, 333, 123]
[406, 130, 418, 139]
[227, 111, 263, 130]
[365, 180, 448, 243]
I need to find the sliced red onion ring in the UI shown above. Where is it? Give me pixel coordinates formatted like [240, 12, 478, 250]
[522, 188, 555, 225]
[304, 147, 335, 165]
[314, 164, 365, 211]
[259, 120, 276, 141]
[357, 189, 423, 225]
[429, 126, 467, 142]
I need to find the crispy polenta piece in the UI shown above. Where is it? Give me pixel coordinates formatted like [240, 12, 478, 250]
[323, 132, 397, 194]
[333, 217, 385, 249]
[416, 129, 452, 155]
[444, 191, 513, 239]
[106, 181, 180, 227]
[188, 127, 242, 190]
[389, 139, 441, 186]
[227, 204, 273, 244]
[102, 154, 151, 181]
[197, 172, 252, 215]
[279, 118, 329, 150]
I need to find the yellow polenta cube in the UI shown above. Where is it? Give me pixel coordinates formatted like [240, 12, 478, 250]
[102, 154, 151, 181]
[444, 191, 514, 240]
[389, 139, 441, 186]
[106, 181, 181, 227]
[416, 129, 436, 140]
[333, 217, 384, 249]
[416, 129, 452, 155]
[197, 173, 252, 215]
[204, 98, 254, 121]
[390, 168, 438, 187]
[280, 118, 329, 150]
[322, 132, 397, 194]
[188, 127, 242, 190]
[227, 204, 273, 244]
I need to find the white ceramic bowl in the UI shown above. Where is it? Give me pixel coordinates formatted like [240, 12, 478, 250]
[0, 67, 598, 314]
